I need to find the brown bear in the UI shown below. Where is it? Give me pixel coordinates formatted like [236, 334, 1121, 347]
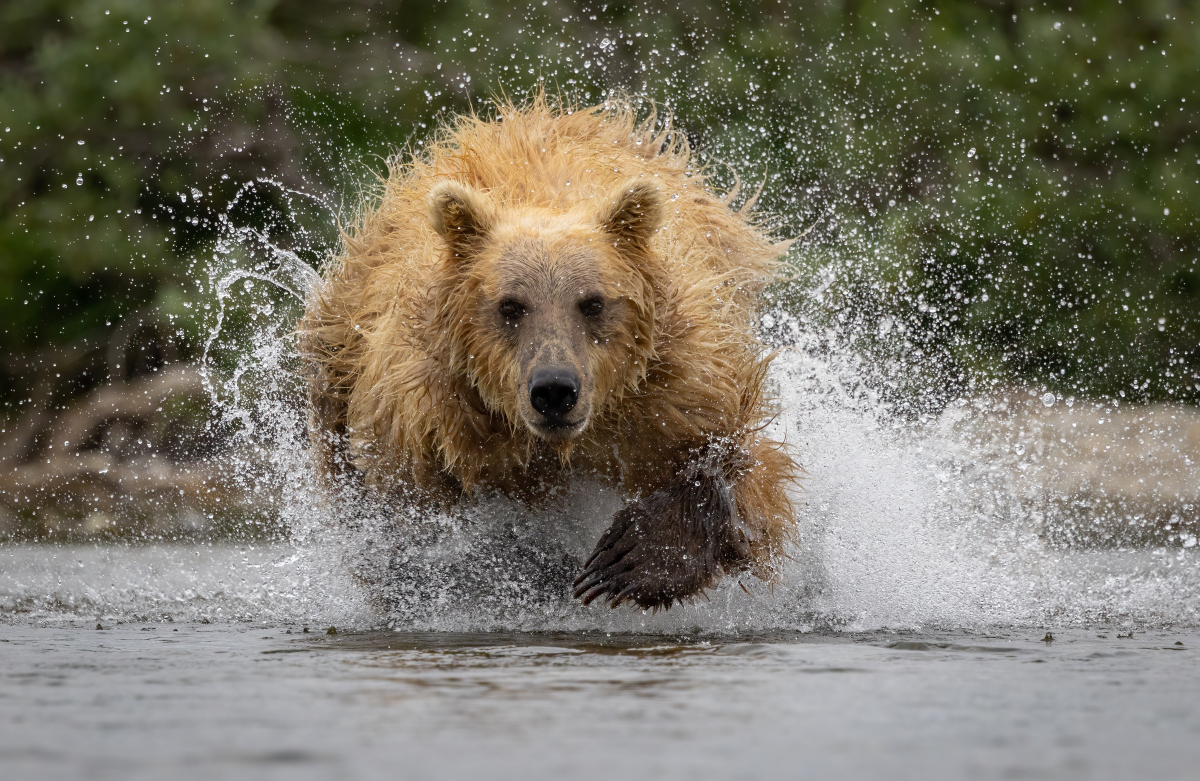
[299, 95, 797, 610]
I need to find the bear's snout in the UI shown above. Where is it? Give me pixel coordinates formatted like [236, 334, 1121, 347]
[528, 367, 580, 420]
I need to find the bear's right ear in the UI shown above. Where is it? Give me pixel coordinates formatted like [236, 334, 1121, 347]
[428, 181, 495, 257]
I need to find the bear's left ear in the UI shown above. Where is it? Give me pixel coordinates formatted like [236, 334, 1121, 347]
[597, 179, 664, 249]
[428, 180, 495, 258]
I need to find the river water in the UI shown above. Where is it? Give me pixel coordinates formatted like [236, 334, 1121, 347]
[4, 439, 1200, 781]
[2, 612, 1199, 781]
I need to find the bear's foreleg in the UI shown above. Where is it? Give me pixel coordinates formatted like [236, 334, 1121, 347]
[573, 438, 794, 609]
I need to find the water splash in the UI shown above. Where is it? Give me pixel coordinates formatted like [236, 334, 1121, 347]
[6, 159, 1200, 635]
[6, 319, 1200, 630]
[201, 178, 327, 419]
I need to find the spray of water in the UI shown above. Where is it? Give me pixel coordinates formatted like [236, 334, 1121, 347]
[5, 111, 1199, 634]
[80, 168, 1183, 636]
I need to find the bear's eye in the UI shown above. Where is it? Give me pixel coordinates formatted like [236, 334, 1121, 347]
[579, 298, 604, 318]
[498, 300, 525, 319]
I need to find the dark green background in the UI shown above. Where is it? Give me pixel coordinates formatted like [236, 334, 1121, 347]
[3, 0, 1198, 415]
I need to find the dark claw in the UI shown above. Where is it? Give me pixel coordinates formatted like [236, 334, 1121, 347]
[580, 514, 638, 570]
[610, 583, 641, 608]
[577, 584, 609, 606]
[573, 543, 636, 600]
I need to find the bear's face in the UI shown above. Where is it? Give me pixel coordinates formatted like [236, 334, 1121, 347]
[429, 180, 663, 445]
[480, 233, 624, 440]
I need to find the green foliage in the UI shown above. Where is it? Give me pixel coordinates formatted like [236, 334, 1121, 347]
[2, 0, 1198, 409]
[0, 1, 276, 354]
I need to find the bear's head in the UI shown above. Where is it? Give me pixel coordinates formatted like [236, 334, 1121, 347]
[427, 178, 663, 446]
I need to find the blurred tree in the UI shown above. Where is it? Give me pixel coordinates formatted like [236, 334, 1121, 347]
[0, 0, 286, 402]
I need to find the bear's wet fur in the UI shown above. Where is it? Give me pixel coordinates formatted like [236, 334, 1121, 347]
[300, 94, 798, 610]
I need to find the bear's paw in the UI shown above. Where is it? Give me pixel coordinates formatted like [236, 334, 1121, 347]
[573, 464, 755, 610]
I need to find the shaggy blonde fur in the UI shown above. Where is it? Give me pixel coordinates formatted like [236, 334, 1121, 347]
[300, 94, 797, 601]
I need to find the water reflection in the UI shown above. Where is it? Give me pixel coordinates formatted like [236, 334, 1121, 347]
[4, 625, 1199, 780]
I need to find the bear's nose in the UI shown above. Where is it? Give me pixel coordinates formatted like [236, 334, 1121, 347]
[529, 368, 580, 419]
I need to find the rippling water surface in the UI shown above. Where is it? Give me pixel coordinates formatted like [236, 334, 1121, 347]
[3, 618, 1199, 781]
[3, 538, 1200, 780]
